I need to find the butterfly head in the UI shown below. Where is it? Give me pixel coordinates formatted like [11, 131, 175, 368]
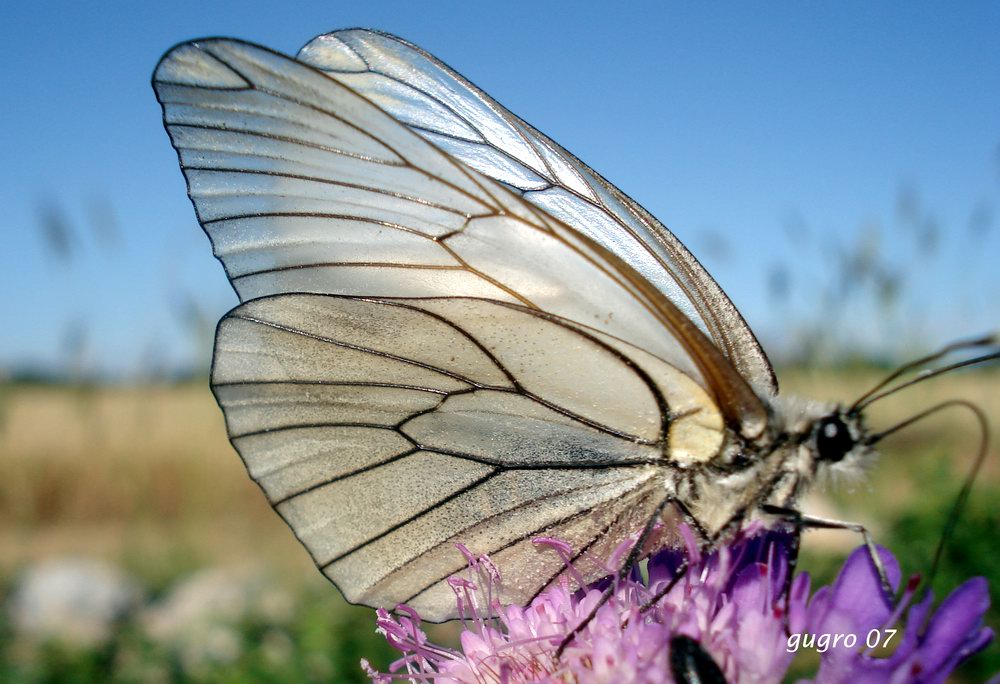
[748, 398, 876, 508]
[762, 333, 998, 505]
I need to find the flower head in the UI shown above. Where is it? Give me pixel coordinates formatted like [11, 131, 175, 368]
[364, 527, 992, 683]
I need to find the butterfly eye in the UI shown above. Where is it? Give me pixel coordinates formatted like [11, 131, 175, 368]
[816, 416, 854, 463]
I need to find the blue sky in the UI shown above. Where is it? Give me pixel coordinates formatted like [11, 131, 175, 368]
[2, 1, 998, 377]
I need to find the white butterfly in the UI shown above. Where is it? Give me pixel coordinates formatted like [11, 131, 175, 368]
[152, 30, 994, 623]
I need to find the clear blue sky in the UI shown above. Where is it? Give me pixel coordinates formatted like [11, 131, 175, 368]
[2, 1, 998, 377]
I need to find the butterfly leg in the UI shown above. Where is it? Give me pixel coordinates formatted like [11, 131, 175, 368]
[752, 507, 804, 637]
[762, 504, 894, 600]
[554, 494, 674, 659]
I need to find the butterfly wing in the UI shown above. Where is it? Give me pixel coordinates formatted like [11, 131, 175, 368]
[153, 38, 756, 618]
[297, 29, 777, 398]
[212, 293, 717, 619]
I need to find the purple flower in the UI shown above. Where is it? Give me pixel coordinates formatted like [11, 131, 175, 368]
[364, 527, 992, 683]
[803, 545, 993, 684]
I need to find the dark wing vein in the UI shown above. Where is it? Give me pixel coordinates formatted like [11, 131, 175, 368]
[232, 422, 400, 440]
[229, 312, 495, 389]
[169, 121, 408, 166]
[182, 165, 482, 215]
[213, 379, 449, 395]
[319, 470, 500, 568]
[271, 447, 420, 505]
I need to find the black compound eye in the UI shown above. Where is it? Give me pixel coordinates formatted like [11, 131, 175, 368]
[816, 416, 854, 463]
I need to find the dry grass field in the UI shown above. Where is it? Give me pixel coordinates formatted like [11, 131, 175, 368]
[0, 367, 997, 681]
[0, 384, 297, 578]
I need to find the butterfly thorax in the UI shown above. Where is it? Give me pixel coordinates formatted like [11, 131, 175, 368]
[672, 396, 874, 538]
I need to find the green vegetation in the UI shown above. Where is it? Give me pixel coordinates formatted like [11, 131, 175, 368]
[0, 587, 399, 683]
[0, 369, 996, 682]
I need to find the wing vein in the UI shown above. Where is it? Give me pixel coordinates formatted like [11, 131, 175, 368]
[416, 446, 658, 470]
[318, 470, 500, 568]
[168, 121, 406, 166]
[183, 164, 486, 215]
[270, 447, 421, 506]
[213, 379, 449, 395]
[232, 262, 468, 282]
[229, 311, 497, 389]
[231, 421, 402, 440]
[201, 212, 437, 238]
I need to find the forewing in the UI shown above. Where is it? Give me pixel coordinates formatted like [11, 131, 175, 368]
[153, 37, 766, 431]
[210, 293, 715, 618]
[297, 29, 777, 396]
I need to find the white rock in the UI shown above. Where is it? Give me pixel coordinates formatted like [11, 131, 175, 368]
[8, 557, 142, 647]
[140, 567, 294, 672]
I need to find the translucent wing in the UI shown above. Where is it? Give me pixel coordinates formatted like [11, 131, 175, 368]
[212, 293, 726, 619]
[152, 38, 764, 427]
[297, 29, 777, 397]
[153, 38, 759, 617]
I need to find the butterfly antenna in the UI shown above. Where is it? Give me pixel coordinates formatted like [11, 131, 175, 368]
[852, 349, 1000, 412]
[866, 398, 991, 598]
[848, 334, 997, 414]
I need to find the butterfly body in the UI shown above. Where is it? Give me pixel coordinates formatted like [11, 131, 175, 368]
[657, 396, 872, 536]
[154, 31, 876, 621]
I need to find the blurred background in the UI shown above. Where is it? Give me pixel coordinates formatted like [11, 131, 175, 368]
[2, 1, 998, 681]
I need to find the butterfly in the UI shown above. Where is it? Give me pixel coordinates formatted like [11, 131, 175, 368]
[152, 29, 996, 625]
